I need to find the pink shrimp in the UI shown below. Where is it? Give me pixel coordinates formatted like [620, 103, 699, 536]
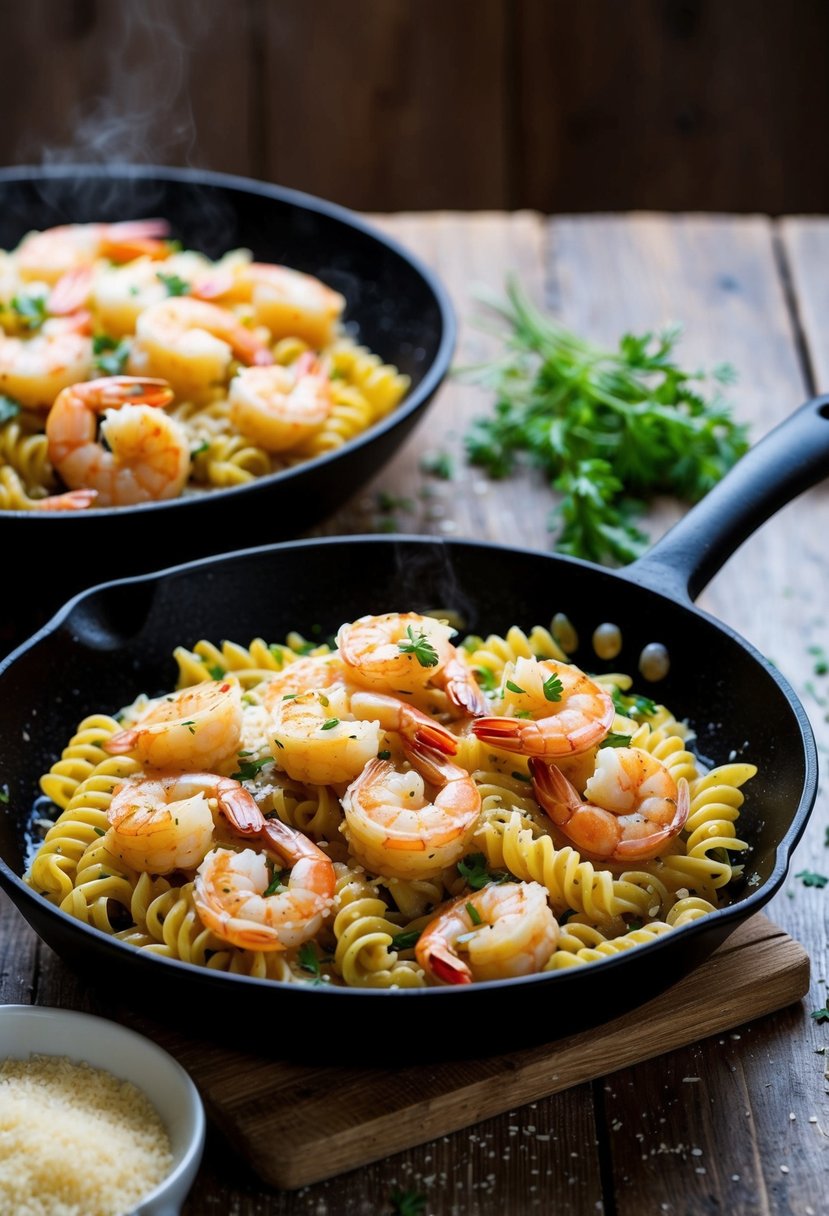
[415, 881, 559, 985]
[193, 818, 336, 952]
[530, 747, 690, 862]
[341, 737, 482, 880]
[106, 771, 264, 875]
[45, 374, 190, 506]
[472, 656, 615, 757]
[15, 219, 172, 286]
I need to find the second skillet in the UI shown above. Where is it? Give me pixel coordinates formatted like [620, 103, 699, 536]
[0, 393, 826, 1059]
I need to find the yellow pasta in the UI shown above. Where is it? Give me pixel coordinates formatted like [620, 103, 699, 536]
[0, 223, 410, 510]
[24, 612, 755, 989]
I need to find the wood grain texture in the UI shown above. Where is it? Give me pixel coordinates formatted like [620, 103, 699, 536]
[0, 0, 253, 176]
[141, 915, 807, 1190]
[260, 0, 509, 211]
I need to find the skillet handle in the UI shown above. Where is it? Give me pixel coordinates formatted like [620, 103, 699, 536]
[623, 393, 829, 603]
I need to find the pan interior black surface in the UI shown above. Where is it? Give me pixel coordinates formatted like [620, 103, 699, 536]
[0, 534, 815, 1057]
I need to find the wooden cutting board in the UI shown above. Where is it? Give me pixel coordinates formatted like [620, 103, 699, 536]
[141, 913, 808, 1191]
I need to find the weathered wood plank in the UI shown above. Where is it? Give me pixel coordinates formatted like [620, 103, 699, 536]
[514, 0, 829, 215]
[545, 212, 828, 1216]
[312, 210, 553, 552]
[260, 1, 510, 211]
[0, 1, 253, 176]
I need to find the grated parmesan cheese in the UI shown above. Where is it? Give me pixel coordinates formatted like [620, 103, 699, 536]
[0, 1053, 173, 1216]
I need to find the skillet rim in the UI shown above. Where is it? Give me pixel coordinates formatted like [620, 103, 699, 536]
[0, 162, 457, 521]
[0, 532, 818, 1002]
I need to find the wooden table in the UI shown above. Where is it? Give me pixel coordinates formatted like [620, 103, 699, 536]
[2, 211, 828, 1213]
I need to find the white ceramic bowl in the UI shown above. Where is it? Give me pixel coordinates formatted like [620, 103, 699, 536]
[0, 1004, 205, 1216]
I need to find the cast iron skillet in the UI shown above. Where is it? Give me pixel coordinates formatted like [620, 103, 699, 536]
[0, 163, 454, 648]
[0, 394, 826, 1061]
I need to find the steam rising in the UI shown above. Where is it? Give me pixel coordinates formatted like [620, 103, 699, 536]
[28, 2, 205, 170]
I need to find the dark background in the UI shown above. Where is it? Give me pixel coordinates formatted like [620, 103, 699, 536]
[2, 0, 827, 216]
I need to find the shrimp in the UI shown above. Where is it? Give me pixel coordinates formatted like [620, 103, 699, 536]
[14, 219, 171, 286]
[337, 612, 488, 717]
[45, 374, 190, 506]
[103, 678, 244, 772]
[0, 319, 94, 409]
[415, 881, 559, 984]
[82, 250, 218, 337]
[193, 818, 336, 951]
[260, 653, 347, 710]
[530, 746, 690, 862]
[228, 353, 332, 452]
[128, 296, 273, 403]
[106, 772, 264, 875]
[268, 684, 383, 786]
[193, 261, 346, 349]
[472, 656, 615, 757]
[341, 737, 481, 880]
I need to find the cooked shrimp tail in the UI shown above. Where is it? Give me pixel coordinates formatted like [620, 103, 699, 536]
[530, 748, 690, 862]
[32, 488, 98, 511]
[348, 689, 458, 754]
[442, 652, 489, 717]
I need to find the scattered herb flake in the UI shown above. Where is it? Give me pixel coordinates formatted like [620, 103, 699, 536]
[505, 680, 526, 695]
[810, 1005, 829, 1024]
[457, 853, 508, 889]
[600, 732, 633, 749]
[231, 754, 272, 782]
[542, 673, 564, 702]
[465, 901, 483, 925]
[390, 929, 421, 950]
[0, 396, 21, 425]
[390, 1189, 427, 1216]
[795, 869, 829, 889]
[398, 625, 439, 668]
[11, 293, 47, 331]
[420, 450, 455, 480]
[320, 718, 340, 731]
[157, 271, 190, 296]
[92, 333, 130, 375]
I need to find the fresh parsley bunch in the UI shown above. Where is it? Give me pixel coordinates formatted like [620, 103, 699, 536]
[462, 276, 749, 565]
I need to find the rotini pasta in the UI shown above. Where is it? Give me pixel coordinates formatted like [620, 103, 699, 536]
[0, 221, 410, 510]
[24, 610, 755, 989]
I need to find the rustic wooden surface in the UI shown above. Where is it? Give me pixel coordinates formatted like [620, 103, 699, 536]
[3, 0, 829, 215]
[134, 916, 809, 1191]
[2, 211, 828, 1213]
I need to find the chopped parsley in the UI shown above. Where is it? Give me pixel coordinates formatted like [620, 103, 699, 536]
[457, 853, 508, 889]
[419, 450, 455, 480]
[398, 625, 439, 668]
[600, 732, 633, 749]
[465, 901, 483, 925]
[11, 293, 47, 331]
[505, 680, 526, 695]
[231, 754, 272, 782]
[390, 929, 421, 950]
[795, 869, 828, 889]
[390, 1189, 427, 1216]
[320, 718, 340, 731]
[92, 333, 130, 375]
[0, 396, 21, 425]
[472, 665, 498, 692]
[610, 685, 658, 720]
[206, 662, 225, 679]
[808, 644, 829, 676]
[298, 942, 328, 984]
[461, 277, 747, 565]
[542, 672, 564, 702]
[263, 869, 287, 897]
[810, 1004, 829, 1024]
[0, 786, 8, 805]
[156, 271, 190, 296]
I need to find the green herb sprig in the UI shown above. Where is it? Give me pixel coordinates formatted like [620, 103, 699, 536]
[460, 277, 748, 566]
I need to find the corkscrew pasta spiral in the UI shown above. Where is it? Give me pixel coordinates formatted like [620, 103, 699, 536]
[23, 613, 754, 989]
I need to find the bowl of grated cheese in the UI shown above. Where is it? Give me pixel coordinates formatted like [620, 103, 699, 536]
[0, 1004, 205, 1216]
